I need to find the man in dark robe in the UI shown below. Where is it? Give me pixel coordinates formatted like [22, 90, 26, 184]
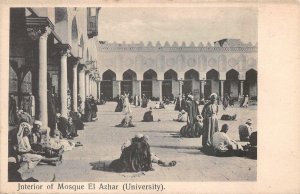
[115, 95, 123, 112]
[222, 93, 230, 110]
[84, 96, 92, 122]
[109, 135, 152, 172]
[174, 95, 183, 111]
[142, 108, 154, 122]
[141, 94, 148, 108]
[179, 95, 203, 138]
[57, 114, 77, 138]
[221, 114, 237, 120]
[90, 96, 98, 120]
[9, 95, 18, 126]
[201, 93, 219, 149]
[47, 90, 57, 134]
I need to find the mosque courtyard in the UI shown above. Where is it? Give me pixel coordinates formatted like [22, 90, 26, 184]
[26, 101, 257, 182]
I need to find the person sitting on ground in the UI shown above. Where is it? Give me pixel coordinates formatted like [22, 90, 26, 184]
[56, 113, 76, 139]
[16, 122, 44, 171]
[173, 110, 188, 122]
[180, 115, 203, 138]
[69, 111, 84, 131]
[238, 119, 253, 141]
[28, 120, 43, 152]
[212, 124, 244, 157]
[159, 101, 165, 109]
[142, 107, 160, 122]
[115, 113, 135, 128]
[110, 134, 176, 172]
[154, 102, 160, 109]
[220, 114, 237, 121]
[17, 110, 32, 125]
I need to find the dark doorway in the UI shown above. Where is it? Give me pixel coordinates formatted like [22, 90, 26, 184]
[163, 69, 177, 99]
[101, 70, 116, 101]
[121, 69, 137, 96]
[142, 69, 157, 98]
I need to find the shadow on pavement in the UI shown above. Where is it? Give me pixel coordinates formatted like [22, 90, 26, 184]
[90, 160, 112, 172]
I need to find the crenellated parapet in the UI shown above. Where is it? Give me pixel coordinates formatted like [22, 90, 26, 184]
[98, 39, 257, 53]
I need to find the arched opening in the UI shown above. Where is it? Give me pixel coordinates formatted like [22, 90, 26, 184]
[224, 69, 239, 98]
[163, 69, 178, 99]
[142, 69, 157, 98]
[121, 69, 137, 96]
[71, 17, 78, 55]
[205, 69, 219, 99]
[101, 70, 116, 100]
[245, 69, 257, 99]
[183, 69, 199, 97]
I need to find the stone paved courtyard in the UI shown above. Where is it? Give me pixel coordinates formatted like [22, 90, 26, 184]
[27, 101, 257, 182]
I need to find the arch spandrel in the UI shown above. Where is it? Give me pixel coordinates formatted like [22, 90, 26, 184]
[198, 55, 207, 72]
[218, 55, 227, 72]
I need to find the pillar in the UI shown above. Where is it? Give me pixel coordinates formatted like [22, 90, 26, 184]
[97, 81, 101, 99]
[138, 81, 142, 96]
[158, 80, 163, 101]
[72, 62, 79, 112]
[38, 27, 51, 129]
[200, 80, 205, 98]
[89, 76, 93, 96]
[179, 79, 183, 96]
[220, 80, 224, 100]
[78, 66, 85, 112]
[85, 72, 90, 96]
[240, 80, 244, 96]
[60, 45, 70, 118]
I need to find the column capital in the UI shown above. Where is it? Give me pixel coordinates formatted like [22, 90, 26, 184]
[57, 44, 71, 57]
[26, 17, 54, 40]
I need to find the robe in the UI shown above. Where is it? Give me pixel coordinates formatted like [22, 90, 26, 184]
[143, 111, 154, 122]
[186, 100, 200, 127]
[115, 98, 123, 112]
[222, 94, 229, 110]
[47, 92, 57, 132]
[141, 95, 148, 108]
[201, 102, 219, 148]
[9, 96, 18, 126]
[109, 137, 152, 172]
[84, 100, 92, 122]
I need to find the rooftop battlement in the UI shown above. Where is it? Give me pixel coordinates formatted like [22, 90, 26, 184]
[98, 39, 257, 53]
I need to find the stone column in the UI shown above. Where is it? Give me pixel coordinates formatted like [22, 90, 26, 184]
[72, 60, 79, 112]
[240, 80, 244, 96]
[38, 27, 51, 129]
[158, 80, 163, 101]
[78, 66, 85, 112]
[59, 45, 70, 118]
[85, 72, 90, 96]
[97, 81, 101, 99]
[220, 80, 224, 100]
[137, 81, 142, 96]
[179, 79, 183, 96]
[200, 80, 205, 98]
[89, 76, 93, 96]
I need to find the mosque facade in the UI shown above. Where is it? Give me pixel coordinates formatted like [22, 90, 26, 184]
[97, 39, 258, 101]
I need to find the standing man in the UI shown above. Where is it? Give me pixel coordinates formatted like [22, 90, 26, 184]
[201, 93, 219, 149]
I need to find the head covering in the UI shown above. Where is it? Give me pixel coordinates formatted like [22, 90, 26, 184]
[210, 93, 217, 100]
[188, 94, 194, 100]
[34, 120, 42, 126]
[181, 109, 186, 113]
[17, 122, 32, 148]
[246, 119, 252, 124]
[134, 133, 144, 139]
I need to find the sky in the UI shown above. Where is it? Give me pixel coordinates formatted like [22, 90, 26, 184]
[98, 7, 257, 45]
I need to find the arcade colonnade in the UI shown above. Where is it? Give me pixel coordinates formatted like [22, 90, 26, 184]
[99, 68, 257, 101]
[9, 8, 101, 131]
[97, 40, 258, 101]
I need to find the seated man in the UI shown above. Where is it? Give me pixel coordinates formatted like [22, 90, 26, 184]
[142, 107, 154, 122]
[173, 110, 188, 122]
[110, 134, 176, 172]
[28, 120, 43, 152]
[238, 119, 253, 141]
[159, 101, 165, 109]
[221, 114, 237, 121]
[154, 102, 160, 109]
[115, 114, 135, 128]
[56, 114, 76, 139]
[212, 124, 243, 157]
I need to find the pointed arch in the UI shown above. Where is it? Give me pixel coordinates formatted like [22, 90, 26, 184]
[102, 69, 116, 81]
[164, 69, 178, 80]
[245, 69, 257, 97]
[123, 69, 137, 80]
[206, 69, 219, 80]
[184, 69, 199, 80]
[143, 69, 157, 80]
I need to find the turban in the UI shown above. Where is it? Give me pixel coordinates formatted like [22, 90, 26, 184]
[34, 120, 42, 126]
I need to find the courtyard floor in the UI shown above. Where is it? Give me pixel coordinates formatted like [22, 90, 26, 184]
[27, 101, 257, 182]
